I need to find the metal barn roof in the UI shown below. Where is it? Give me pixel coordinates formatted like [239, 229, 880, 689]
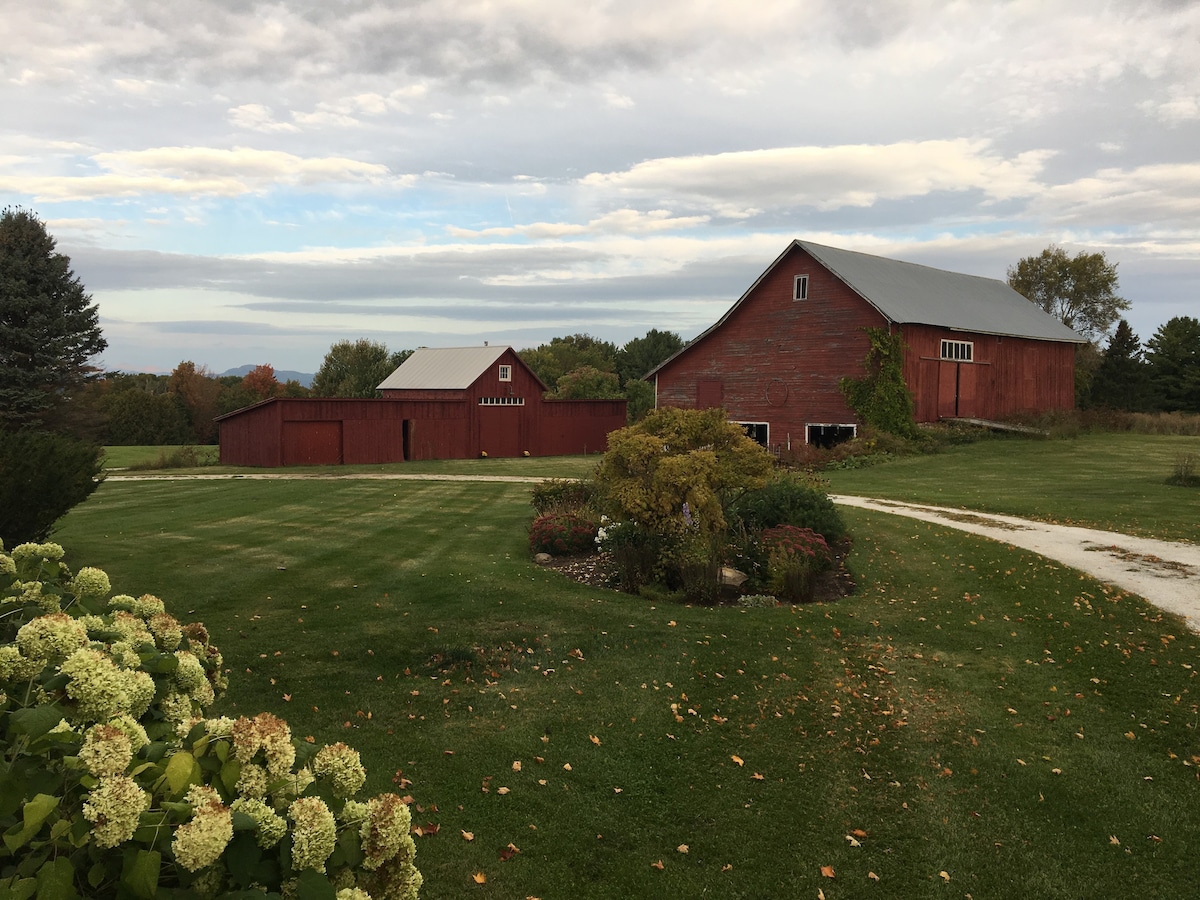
[797, 241, 1086, 343]
[377, 345, 510, 390]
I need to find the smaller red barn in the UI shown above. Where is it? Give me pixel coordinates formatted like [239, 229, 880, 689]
[218, 345, 626, 466]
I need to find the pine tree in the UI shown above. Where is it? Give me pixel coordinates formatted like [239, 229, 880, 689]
[0, 208, 107, 429]
[1146, 316, 1200, 413]
[1087, 319, 1152, 411]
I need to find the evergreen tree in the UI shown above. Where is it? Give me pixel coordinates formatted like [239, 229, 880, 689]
[0, 207, 107, 429]
[1146, 316, 1200, 413]
[1087, 319, 1152, 411]
[615, 329, 684, 385]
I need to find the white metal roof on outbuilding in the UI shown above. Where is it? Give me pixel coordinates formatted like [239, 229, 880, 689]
[377, 346, 510, 390]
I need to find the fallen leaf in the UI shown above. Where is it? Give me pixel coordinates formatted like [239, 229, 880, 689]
[820, 865, 835, 878]
[721, 864, 733, 872]
[852, 828, 868, 838]
[590, 735, 601, 745]
[818, 890, 826, 900]
[939, 870, 950, 882]
[1110, 835, 1121, 845]
[497, 787, 510, 795]
[845, 835, 861, 847]
[751, 772, 765, 781]
[563, 763, 572, 771]
[500, 843, 520, 861]
[651, 860, 664, 870]
[472, 872, 486, 884]
[731, 755, 745, 767]
[461, 831, 474, 841]
[512, 761, 522, 772]
[1125, 731, 1136, 740]
[868, 871, 881, 882]
[677, 844, 689, 854]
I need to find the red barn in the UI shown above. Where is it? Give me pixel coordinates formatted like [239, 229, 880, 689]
[649, 241, 1085, 450]
[218, 345, 626, 466]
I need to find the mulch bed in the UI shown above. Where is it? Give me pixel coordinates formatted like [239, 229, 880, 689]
[538, 537, 856, 604]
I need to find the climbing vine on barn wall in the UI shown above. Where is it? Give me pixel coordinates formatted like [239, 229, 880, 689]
[839, 327, 918, 437]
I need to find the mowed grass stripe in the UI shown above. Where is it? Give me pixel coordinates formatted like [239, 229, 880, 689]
[53, 478, 1200, 899]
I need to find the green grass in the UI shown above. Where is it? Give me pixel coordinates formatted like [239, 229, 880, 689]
[825, 432, 1200, 543]
[102, 446, 601, 480]
[51, 466, 1200, 899]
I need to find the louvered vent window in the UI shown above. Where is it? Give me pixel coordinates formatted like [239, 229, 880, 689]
[479, 397, 525, 405]
[940, 340, 973, 361]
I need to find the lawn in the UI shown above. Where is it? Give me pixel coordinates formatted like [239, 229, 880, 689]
[825, 431, 1200, 543]
[51, 443, 1200, 899]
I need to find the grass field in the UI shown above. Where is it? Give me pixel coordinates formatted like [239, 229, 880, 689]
[826, 431, 1200, 543]
[51, 435, 1200, 899]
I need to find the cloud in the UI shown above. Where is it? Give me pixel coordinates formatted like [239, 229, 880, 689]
[228, 104, 300, 133]
[447, 208, 710, 239]
[0, 146, 411, 201]
[1035, 162, 1200, 227]
[581, 141, 1055, 217]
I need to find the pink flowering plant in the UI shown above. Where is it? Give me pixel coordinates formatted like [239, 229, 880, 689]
[0, 541, 422, 900]
[760, 526, 834, 603]
[528, 513, 598, 556]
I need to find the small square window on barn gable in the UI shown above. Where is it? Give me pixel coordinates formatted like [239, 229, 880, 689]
[793, 274, 809, 301]
[498, 364, 512, 381]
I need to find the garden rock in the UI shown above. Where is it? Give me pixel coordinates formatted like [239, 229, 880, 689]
[534, 552, 553, 564]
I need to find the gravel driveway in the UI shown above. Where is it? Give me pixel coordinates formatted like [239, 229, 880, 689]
[833, 495, 1200, 629]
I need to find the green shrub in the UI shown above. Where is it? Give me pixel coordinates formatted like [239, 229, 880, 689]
[530, 478, 596, 516]
[761, 525, 833, 603]
[0, 428, 104, 548]
[529, 513, 598, 556]
[126, 444, 218, 470]
[0, 541, 422, 899]
[596, 519, 663, 593]
[730, 471, 846, 542]
[1167, 453, 1199, 487]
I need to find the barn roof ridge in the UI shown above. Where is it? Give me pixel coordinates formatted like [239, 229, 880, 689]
[646, 239, 1085, 379]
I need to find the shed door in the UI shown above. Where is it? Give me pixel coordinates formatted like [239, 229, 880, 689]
[937, 362, 977, 418]
[478, 407, 521, 458]
[282, 421, 342, 465]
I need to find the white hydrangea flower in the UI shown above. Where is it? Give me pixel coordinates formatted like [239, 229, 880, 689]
[70, 567, 111, 599]
[83, 775, 149, 848]
[289, 797, 337, 873]
[16, 613, 89, 661]
[79, 724, 133, 776]
[173, 787, 233, 872]
[231, 797, 288, 848]
[313, 742, 366, 799]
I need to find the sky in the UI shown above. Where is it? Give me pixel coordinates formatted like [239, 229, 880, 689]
[3, 0, 1197, 376]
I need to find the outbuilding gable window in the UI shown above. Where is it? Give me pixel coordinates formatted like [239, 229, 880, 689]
[940, 340, 973, 362]
[498, 365, 512, 381]
[793, 274, 809, 301]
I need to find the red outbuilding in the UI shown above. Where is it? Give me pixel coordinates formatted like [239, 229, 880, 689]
[648, 240, 1086, 450]
[217, 345, 626, 466]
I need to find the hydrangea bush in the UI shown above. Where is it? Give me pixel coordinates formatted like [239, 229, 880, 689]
[0, 541, 421, 900]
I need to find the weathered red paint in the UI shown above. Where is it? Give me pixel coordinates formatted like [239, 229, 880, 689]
[653, 244, 1076, 449]
[218, 348, 626, 466]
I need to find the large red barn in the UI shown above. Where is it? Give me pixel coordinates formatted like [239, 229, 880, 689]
[218, 345, 625, 466]
[649, 241, 1085, 450]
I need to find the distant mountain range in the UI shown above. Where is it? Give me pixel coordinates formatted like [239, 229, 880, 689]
[219, 365, 314, 388]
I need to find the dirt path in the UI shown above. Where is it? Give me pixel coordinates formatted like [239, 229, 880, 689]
[833, 495, 1200, 629]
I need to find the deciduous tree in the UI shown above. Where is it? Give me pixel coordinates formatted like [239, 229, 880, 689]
[519, 334, 617, 388]
[1006, 245, 1129, 341]
[552, 365, 623, 400]
[616, 329, 684, 385]
[312, 339, 411, 398]
[0, 207, 107, 429]
[169, 361, 222, 443]
[241, 363, 281, 400]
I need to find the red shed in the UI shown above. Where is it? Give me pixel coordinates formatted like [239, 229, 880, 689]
[649, 241, 1085, 450]
[218, 345, 626, 466]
